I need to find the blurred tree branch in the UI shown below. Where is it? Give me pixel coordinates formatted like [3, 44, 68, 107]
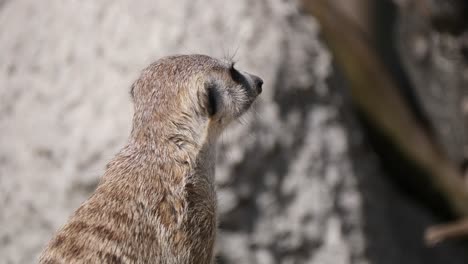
[425, 218, 468, 245]
[301, 0, 468, 218]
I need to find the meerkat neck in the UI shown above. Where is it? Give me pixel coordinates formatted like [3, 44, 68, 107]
[125, 119, 216, 175]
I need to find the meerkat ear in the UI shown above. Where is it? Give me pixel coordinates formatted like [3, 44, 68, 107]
[130, 83, 135, 100]
[205, 81, 221, 117]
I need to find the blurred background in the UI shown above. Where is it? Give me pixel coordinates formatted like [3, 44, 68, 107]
[1, 0, 468, 263]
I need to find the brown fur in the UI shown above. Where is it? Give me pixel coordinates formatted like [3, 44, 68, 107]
[39, 54, 262, 264]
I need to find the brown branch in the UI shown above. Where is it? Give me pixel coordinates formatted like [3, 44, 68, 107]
[425, 219, 468, 246]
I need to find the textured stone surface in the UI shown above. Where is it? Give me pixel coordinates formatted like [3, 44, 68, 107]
[2, 0, 467, 263]
[395, 0, 468, 165]
[0, 1, 367, 263]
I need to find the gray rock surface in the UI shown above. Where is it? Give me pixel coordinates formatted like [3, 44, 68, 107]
[2, 0, 466, 264]
[395, 0, 468, 165]
[0, 1, 368, 263]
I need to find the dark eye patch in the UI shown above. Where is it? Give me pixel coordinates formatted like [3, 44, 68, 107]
[229, 63, 244, 84]
[206, 82, 221, 116]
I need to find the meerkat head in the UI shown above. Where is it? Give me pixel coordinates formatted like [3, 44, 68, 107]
[130, 54, 263, 143]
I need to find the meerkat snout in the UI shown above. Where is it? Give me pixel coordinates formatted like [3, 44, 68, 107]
[253, 75, 264, 94]
[39, 54, 262, 264]
[247, 73, 264, 94]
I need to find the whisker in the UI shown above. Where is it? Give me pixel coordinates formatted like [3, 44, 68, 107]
[230, 43, 241, 64]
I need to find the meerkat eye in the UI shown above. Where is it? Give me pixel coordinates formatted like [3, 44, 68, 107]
[229, 63, 243, 84]
[206, 83, 221, 116]
[229, 61, 236, 70]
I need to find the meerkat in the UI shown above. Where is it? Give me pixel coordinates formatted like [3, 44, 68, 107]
[38, 54, 263, 264]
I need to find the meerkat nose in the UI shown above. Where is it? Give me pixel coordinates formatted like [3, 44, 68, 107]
[252, 75, 263, 94]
